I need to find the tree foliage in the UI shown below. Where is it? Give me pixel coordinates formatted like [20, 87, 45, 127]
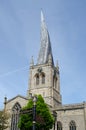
[0, 110, 9, 130]
[18, 95, 54, 130]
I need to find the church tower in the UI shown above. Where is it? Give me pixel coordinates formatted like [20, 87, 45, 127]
[27, 11, 62, 108]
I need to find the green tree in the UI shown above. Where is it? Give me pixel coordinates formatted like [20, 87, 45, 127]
[18, 95, 54, 130]
[0, 110, 9, 130]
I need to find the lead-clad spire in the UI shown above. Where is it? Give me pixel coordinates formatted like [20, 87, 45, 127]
[37, 11, 54, 65]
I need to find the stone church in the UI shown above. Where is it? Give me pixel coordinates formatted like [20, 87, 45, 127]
[4, 11, 86, 130]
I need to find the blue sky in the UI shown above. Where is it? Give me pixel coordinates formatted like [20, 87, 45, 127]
[0, 0, 86, 108]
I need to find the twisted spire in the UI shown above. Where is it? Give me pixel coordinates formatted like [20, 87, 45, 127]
[37, 11, 54, 65]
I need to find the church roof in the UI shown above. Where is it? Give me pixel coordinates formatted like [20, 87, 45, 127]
[6, 95, 28, 103]
[37, 11, 54, 65]
[53, 102, 86, 111]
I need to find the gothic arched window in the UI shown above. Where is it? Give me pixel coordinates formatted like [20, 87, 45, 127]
[36, 74, 39, 85]
[69, 120, 76, 130]
[41, 73, 45, 84]
[12, 102, 21, 112]
[11, 102, 21, 130]
[57, 121, 62, 130]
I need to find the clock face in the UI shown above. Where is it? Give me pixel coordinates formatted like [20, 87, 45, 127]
[37, 67, 42, 73]
[54, 69, 59, 76]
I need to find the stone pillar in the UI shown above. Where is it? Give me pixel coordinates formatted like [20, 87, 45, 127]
[52, 110, 57, 130]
